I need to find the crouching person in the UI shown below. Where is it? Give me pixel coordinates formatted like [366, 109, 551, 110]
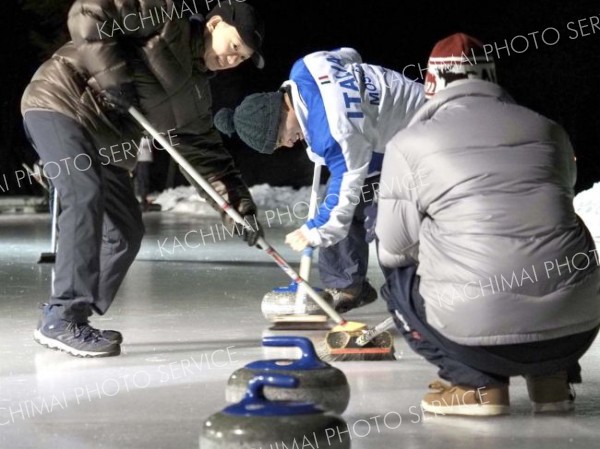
[376, 33, 600, 416]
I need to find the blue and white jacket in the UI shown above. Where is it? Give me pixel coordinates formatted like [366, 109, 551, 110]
[283, 48, 425, 247]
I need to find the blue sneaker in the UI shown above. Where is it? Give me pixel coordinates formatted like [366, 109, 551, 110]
[34, 320, 120, 358]
[34, 306, 121, 358]
[99, 328, 123, 345]
[38, 303, 123, 344]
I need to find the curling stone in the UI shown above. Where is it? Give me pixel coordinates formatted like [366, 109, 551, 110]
[225, 336, 350, 414]
[201, 374, 350, 449]
[261, 282, 334, 322]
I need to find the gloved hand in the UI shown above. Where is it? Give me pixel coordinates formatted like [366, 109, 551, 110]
[231, 198, 265, 247]
[99, 83, 139, 114]
[207, 174, 264, 247]
[364, 203, 378, 244]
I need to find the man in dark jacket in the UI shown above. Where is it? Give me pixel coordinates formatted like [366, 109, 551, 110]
[377, 33, 600, 416]
[21, 0, 266, 358]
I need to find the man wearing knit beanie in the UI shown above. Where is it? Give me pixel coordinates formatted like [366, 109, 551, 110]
[376, 33, 600, 416]
[423, 33, 496, 98]
[215, 47, 425, 313]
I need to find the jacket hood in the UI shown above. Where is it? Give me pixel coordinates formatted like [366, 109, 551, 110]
[409, 79, 514, 125]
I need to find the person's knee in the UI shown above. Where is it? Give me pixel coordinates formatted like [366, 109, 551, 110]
[111, 228, 143, 264]
[126, 219, 145, 254]
[105, 216, 144, 257]
[132, 225, 145, 251]
[57, 165, 103, 207]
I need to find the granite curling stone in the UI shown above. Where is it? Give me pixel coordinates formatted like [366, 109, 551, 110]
[225, 336, 350, 414]
[261, 282, 334, 321]
[201, 374, 351, 449]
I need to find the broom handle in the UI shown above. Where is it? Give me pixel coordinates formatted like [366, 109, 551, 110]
[294, 162, 321, 313]
[355, 316, 396, 346]
[129, 107, 346, 326]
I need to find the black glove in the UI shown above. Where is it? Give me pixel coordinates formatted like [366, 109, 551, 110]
[206, 175, 265, 247]
[99, 83, 139, 114]
[233, 199, 265, 247]
[243, 219, 264, 247]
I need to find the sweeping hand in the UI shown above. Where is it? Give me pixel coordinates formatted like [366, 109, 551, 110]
[238, 214, 264, 247]
[285, 228, 311, 252]
[227, 198, 264, 247]
[99, 83, 139, 114]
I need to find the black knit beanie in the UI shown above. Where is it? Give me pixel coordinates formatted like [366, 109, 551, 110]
[214, 92, 284, 154]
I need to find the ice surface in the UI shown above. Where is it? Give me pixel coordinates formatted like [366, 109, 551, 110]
[0, 200, 599, 448]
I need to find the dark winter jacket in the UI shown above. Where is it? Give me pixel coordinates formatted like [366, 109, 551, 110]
[21, 0, 255, 214]
[376, 79, 600, 346]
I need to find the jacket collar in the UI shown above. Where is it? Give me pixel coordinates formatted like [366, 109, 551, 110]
[281, 80, 310, 143]
[409, 79, 514, 126]
[190, 15, 210, 73]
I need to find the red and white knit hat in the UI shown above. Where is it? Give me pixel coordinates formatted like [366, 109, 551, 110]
[424, 33, 497, 99]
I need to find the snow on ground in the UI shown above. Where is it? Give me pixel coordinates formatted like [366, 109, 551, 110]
[154, 182, 600, 238]
[152, 185, 213, 215]
[575, 182, 600, 243]
[153, 184, 327, 228]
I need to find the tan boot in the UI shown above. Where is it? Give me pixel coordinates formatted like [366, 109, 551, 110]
[525, 371, 575, 413]
[421, 380, 510, 416]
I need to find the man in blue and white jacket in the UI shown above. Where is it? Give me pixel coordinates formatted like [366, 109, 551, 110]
[215, 48, 425, 311]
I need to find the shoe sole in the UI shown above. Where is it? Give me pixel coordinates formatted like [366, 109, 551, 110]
[420, 400, 510, 416]
[33, 330, 121, 358]
[531, 401, 575, 413]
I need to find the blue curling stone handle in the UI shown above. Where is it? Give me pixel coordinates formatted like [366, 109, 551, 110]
[246, 336, 329, 371]
[272, 281, 325, 294]
[223, 374, 323, 417]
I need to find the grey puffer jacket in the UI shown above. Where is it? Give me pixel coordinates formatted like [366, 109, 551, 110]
[21, 0, 254, 214]
[376, 79, 600, 346]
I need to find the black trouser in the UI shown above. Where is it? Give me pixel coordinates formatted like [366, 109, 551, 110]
[23, 111, 144, 322]
[318, 176, 380, 289]
[381, 264, 599, 387]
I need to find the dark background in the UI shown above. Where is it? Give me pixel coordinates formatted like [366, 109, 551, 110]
[3, 0, 600, 196]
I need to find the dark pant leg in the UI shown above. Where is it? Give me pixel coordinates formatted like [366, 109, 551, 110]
[482, 329, 599, 384]
[381, 263, 600, 386]
[407, 272, 598, 383]
[318, 176, 379, 289]
[381, 265, 508, 387]
[23, 111, 103, 322]
[95, 164, 144, 314]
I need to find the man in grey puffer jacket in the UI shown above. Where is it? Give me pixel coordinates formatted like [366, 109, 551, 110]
[376, 33, 600, 416]
[21, 0, 265, 358]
